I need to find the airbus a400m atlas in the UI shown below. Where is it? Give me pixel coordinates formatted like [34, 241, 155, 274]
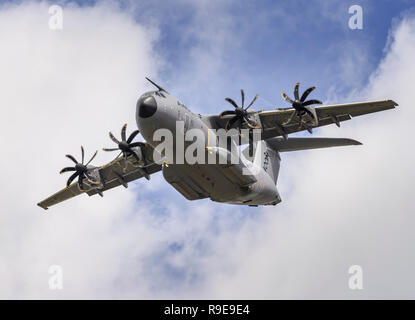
[38, 78, 397, 209]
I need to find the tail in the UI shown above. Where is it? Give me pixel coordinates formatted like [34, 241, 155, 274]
[243, 140, 280, 184]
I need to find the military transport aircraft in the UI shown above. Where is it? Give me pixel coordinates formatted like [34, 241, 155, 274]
[37, 78, 397, 209]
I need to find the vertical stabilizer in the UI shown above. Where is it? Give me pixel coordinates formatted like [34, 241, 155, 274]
[244, 140, 280, 184]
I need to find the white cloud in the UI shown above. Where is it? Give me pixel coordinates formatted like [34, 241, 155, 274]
[198, 13, 415, 299]
[0, 1, 162, 299]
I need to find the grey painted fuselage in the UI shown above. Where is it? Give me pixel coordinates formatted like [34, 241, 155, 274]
[136, 90, 281, 206]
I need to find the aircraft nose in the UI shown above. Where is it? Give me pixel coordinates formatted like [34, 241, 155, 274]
[138, 96, 157, 118]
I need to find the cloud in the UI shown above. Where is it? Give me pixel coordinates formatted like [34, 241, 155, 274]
[0, 0, 162, 298]
[197, 12, 415, 299]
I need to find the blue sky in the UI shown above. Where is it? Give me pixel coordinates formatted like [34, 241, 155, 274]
[24, 0, 411, 108]
[130, 0, 414, 108]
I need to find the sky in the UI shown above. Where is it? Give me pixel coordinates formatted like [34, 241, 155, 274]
[0, 0, 414, 299]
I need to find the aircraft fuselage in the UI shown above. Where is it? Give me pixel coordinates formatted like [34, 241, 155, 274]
[135, 91, 281, 206]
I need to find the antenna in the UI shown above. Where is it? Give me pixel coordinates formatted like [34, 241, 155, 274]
[145, 77, 169, 93]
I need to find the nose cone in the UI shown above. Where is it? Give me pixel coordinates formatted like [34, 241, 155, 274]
[138, 96, 157, 118]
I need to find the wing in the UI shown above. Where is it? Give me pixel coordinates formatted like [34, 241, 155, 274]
[37, 182, 86, 211]
[37, 145, 161, 210]
[258, 99, 397, 139]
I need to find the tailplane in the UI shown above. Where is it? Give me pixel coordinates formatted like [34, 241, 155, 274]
[242, 137, 361, 184]
[265, 137, 362, 152]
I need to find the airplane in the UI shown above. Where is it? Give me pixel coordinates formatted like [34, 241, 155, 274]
[37, 78, 397, 210]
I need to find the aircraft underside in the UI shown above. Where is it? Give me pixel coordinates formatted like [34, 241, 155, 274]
[162, 163, 282, 206]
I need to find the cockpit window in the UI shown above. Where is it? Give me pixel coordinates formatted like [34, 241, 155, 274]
[138, 96, 157, 118]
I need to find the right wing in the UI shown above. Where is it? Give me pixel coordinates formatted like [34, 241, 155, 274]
[37, 145, 161, 210]
[259, 99, 397, 139]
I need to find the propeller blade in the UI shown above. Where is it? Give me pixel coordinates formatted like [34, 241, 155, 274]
[127, 130, 140, 143]
[109, 132, 120, 145]
[282, 110, 297, 126]
[241, 89, 245, 108]
[128, 148, 141, 163]
[245, 94, 258, 110]
[281, 91, 294, 104]
[129, 142, 146, 148]
[294, 82, 300, 100]
[298, 112, 303, 128]
[103, 148, 119, 152]
[78, 174, 85, 191]
[66, 154, 78, 165]
[66, 171, 79, 187]
[243, 116, 257, 129]
[60, 167, 76, 174]
[302, 99, 322, 106]
[300, 86, 316, 102]
[225, 116, 240, 131]
[84, 171, 94, 182]
[245, 122, 257, 129]
[219, 110, 236, 118]
[225, 97, 239, 109]
[86, 150, 98, 165]
[81, 146, 85, 164]
[303, 107, 315, 119]
[121, 124, 127, 142]
[123, 153, 128, 170]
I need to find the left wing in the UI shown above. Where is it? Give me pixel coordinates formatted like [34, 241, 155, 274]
[37, 146, 161, 210]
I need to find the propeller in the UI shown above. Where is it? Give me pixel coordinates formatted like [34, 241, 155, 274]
[60, 146, 98, 191]
[103, 124, 149, 179]
[219, 89, 259, 131]
[280, 82, 322, 127]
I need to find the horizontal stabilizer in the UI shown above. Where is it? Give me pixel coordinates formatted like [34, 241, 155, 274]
[266, 137, 362, 152]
